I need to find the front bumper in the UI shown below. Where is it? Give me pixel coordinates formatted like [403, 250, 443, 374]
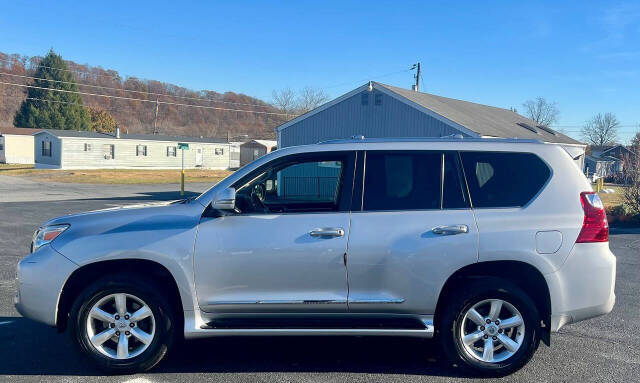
[14, 245, 78, 326]
[546, 242, 616, 332]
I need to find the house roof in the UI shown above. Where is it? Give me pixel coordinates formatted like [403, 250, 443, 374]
[277, 82, 583, 146]
[243, 139, 277, 148]
[35, 129, 229, 144]
[0, 126, 41, 136]
[375, 83, 582, 145]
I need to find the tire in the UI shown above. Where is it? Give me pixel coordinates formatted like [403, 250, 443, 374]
[438, 277, 540, 376]
[68, 273, 177, 374]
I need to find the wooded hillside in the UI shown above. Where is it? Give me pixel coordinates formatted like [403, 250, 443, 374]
[0, 51, 288, 139]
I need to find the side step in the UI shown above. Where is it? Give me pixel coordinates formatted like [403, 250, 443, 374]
[198, 317, 434, 338]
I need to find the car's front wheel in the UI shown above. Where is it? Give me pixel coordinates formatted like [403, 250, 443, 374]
[69, 273, 176, 374]
[438, 278, 540, 376]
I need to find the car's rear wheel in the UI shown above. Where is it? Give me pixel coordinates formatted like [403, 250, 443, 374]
[438, 278, 540, 376]
[69, 273, 176, 374]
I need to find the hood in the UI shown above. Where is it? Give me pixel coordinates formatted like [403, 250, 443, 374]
[43, 198, 203, 227]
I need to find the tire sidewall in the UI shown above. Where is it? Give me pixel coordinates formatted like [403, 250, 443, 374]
[70, 275, 175, 373]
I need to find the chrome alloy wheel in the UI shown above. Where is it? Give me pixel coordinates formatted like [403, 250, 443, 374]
[86, 293, 156, 360]
[459, 299, 525, 363]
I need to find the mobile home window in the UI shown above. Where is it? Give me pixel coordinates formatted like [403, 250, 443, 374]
[103, 144, 115, 160]
[167, 146, 177, 157]
[84, 143, 92, 151]
[0, 143, 4, 151]
[215, 148, 224, 155]
[42, 141, 52, 157]
[136, 145, 148, 156]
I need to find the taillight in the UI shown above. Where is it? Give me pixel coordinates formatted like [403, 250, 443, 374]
[576, 192, 608, 243]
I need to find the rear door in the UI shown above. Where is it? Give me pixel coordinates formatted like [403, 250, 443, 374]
[346, 150, 479, 314]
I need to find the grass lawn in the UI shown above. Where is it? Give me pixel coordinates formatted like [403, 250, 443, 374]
[0, 166, 232, 184]
[598, 184, 627, 209]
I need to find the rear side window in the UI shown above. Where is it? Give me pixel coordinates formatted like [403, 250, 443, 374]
[363, 151, 468, 211]
[460, 152, 550, 208]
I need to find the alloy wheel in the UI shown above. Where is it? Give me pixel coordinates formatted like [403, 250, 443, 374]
[86, 293, 156, 360]
[459, 298, 525, 363]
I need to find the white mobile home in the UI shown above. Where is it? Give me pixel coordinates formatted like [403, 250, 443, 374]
[34, 129, 238, 170]
[0, 127, 40, 164]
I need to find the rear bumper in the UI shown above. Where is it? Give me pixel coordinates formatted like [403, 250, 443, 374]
[14, 245, 78, 326]
[546, 242, 616, 332]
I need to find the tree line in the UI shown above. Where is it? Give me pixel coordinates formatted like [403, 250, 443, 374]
[0, 50, 292, 139]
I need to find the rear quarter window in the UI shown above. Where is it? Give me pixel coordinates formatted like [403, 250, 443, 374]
[460, 152, 551, 208]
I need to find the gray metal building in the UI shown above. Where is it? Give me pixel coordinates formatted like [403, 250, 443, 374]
[277, 81, 586, 168]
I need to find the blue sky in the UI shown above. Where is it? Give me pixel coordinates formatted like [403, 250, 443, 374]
[1, 0, 639, 142]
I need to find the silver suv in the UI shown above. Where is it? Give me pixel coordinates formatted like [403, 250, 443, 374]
[15, 138, 616, 375]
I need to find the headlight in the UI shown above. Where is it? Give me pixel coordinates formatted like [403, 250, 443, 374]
[31, 224, 69, 253]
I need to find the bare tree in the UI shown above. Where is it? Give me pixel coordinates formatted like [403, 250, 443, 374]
[522, 97, 560, 127]
[271, 88, 297, 115]
[582, 113, 620, 147]
[296, 86, 329, 113]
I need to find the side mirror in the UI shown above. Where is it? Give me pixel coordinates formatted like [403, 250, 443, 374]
[212, 187, 236, 211]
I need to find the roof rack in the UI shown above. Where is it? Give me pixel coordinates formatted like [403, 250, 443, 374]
[318, 136, 544, 145]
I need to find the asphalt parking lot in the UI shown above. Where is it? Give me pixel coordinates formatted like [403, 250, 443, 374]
[0, 175, 639, 382]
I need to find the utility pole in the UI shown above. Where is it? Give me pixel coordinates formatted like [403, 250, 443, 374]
[153, 97, 159, 134]
[412, 62, 421, 92]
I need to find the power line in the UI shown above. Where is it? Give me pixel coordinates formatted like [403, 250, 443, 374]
[0, 57, 122, 82]
[0, 81, 295, 117]
[0, 72, 277, 110]
[320, 68, 413, 90]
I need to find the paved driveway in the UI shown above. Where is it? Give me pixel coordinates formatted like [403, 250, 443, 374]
[0, 177, 638, 382]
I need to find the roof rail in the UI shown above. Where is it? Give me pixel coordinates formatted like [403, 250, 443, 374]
[318, 136, 544, 145]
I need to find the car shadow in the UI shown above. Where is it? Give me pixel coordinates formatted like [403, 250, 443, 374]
[0, 317, 467, 377]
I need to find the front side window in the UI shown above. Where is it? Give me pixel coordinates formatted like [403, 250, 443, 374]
[234, 154, 350, 214]
[215, 148, 224, 155]
[167, 146, 177, 157]
[460, 152, 551, 208]
[362, 151, 467, 211]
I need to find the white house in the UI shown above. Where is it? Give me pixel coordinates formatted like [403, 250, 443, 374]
[0, 126, 40, 164]
[34, 128, 240, 170]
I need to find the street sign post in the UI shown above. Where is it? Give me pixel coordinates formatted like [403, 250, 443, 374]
[178, 143, 189, 196]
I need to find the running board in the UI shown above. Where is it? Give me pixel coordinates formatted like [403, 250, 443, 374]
[193, 328, 434, 337]
[197, 317, 435, 338]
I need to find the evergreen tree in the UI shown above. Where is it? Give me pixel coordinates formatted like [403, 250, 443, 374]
[14, 49, 91, 130]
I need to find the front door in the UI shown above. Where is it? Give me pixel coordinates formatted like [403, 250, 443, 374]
[195, 147, 204, 167]
[346, 151, 478, 314]
[194, 151, 356, 314]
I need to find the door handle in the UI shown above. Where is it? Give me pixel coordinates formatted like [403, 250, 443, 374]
[309, 227, 345, 238]
[432, 224, 469, 235]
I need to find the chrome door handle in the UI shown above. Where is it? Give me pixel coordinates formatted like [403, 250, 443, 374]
[432, 224, 469, 235]
[309, 227, 345, 237]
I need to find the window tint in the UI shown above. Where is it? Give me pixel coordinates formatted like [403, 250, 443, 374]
[461, 152, 550, 208]
[363, 151, 441, 211]
[443, 152, 468, 209]
[235, 157, 345, 214]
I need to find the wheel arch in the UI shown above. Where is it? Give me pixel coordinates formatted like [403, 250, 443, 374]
[56, 259, 184, 333]
[434, 260, 552, 346]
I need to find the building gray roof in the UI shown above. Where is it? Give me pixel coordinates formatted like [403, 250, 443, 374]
[35, 129, 229, 144]
[277, 82, 583, 146]
[375, 82, 582, 145]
